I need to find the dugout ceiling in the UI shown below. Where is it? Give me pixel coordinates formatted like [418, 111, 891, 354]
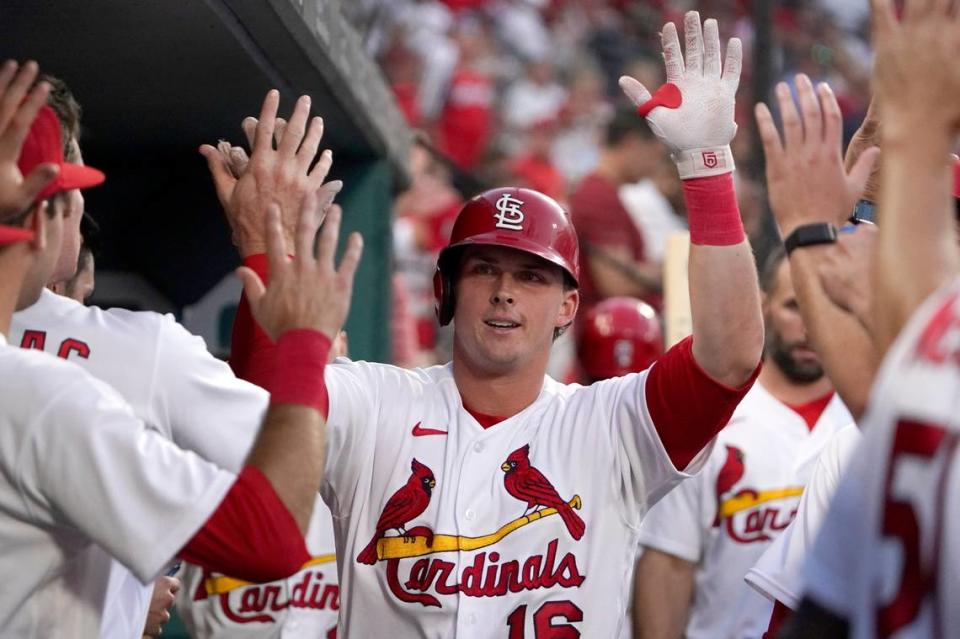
[1, 0, 408, 361]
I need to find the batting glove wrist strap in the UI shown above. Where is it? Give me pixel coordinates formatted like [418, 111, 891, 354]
[673, 145, 735, 180]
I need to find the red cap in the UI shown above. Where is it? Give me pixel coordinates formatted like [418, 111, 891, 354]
[18, 105, 105, 201]
[0, 105, 105, 247]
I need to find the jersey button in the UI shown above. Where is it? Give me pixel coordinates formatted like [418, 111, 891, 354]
[465, 508, 476, 521]
[473, 442, 485, 453]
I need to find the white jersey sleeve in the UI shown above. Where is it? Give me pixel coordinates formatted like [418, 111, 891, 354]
[635, 453, 713, 562]
[11, 291, 269, 473]
[586, 371, 714, 525]
[14, 365, 235, 582]
[150, 315, 268, 471]
[744, 424, 862, 609]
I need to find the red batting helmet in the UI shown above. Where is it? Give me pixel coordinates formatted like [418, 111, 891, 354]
[577, 297, 663, 380]
[433, 187, 580, 326]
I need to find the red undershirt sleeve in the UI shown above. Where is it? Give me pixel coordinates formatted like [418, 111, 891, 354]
[178, 466, 309, 583]
[763, 600, 793, 639]
[229, 254, 331, 419]
[230, 254, 276, 390]
[645, 335, 760, 470]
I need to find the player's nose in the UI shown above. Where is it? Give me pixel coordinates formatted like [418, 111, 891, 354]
[490, 276, 516, 306]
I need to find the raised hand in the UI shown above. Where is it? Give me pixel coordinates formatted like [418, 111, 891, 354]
[619, 11, 741, 179]
[0, 60, 58, 220]
[871, 0, 960, 138]
[755, 74, 879, 238]
[819, 224, 878, 325]
[236, 193, 362, 341]
[200, 90, 342, 257]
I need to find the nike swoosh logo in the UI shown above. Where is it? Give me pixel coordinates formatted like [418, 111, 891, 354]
[412, 421, 448, 437]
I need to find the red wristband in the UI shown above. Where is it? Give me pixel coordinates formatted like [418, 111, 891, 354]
[683, 174, 746, 246]
[269, 329, 331, 415]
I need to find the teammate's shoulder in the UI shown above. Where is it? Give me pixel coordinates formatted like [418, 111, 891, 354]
[0, 343, 127, 414]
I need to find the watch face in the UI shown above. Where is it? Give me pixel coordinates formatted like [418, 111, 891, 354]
[850, 200, 876, 224]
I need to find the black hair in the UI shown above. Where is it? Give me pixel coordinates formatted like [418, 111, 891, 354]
[605, 105, 655, 147]
[759, 244, 788, 296]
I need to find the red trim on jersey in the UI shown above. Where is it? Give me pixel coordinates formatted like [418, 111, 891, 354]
[463, 402, 507, 429]
[271, 330, 331, 415]
[683, 174, 746, 246]
[231, 254, 330, 418]
[179, 466, 309, 583]
[763, 599, 793, 638]
[646, 335, 760, 470]
[784, 392, 834, 432]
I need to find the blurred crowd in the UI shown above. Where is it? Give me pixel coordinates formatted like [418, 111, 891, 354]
[344, 0, 874, 369]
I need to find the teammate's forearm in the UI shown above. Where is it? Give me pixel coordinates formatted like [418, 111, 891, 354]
[875, 126, 959, 352]
[230, 254, 277, 388]
[685, 175, 764, 387]
[247, 329, 331, 532]
[789, 248, 878, 420]
[633, 549, 695, 639]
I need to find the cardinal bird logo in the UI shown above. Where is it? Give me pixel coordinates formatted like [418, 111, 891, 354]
[357, 459, 436, 565]
[501, 444, 585, 541]
[713, 445, 745, 526]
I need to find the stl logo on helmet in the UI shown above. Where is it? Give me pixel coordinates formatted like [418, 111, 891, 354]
[493, 193, 525, 231]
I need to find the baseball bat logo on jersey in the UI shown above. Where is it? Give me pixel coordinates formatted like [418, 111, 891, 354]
[714, 445, 804, 543]
[356, 447, 587, 608]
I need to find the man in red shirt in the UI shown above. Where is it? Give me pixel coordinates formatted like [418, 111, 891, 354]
[569, 107, 666, 314]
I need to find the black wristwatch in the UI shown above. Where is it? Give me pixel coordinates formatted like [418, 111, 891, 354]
[784, 223, 838, 256]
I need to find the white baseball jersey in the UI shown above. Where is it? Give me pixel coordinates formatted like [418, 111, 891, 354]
[803, 279, 960, 638]
[11, 289, 270, 638]
[177, 497, 340, 638]
[322, 358, 715, 638]
[0, 334, 235, 637]
[743, 424, 861, 610]
[636, 382, 852, 639]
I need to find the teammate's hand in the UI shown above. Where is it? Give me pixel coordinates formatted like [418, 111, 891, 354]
[200, 90, 342, 257]
[618, 11, 741, 179]
[871, 0, 960, 138]
[0, 60, 59, 220]
[237, 195, 362, 341]
[819, 223, 877, 326]
[141, 575, 180, 638]
[755, 74, 879, 239]
[843, 98, 881, 203]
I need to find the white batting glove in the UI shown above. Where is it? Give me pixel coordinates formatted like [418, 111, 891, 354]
[619, 12, 742, 179]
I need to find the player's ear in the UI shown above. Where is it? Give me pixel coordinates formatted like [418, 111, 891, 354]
[556, 287, 579, 329]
